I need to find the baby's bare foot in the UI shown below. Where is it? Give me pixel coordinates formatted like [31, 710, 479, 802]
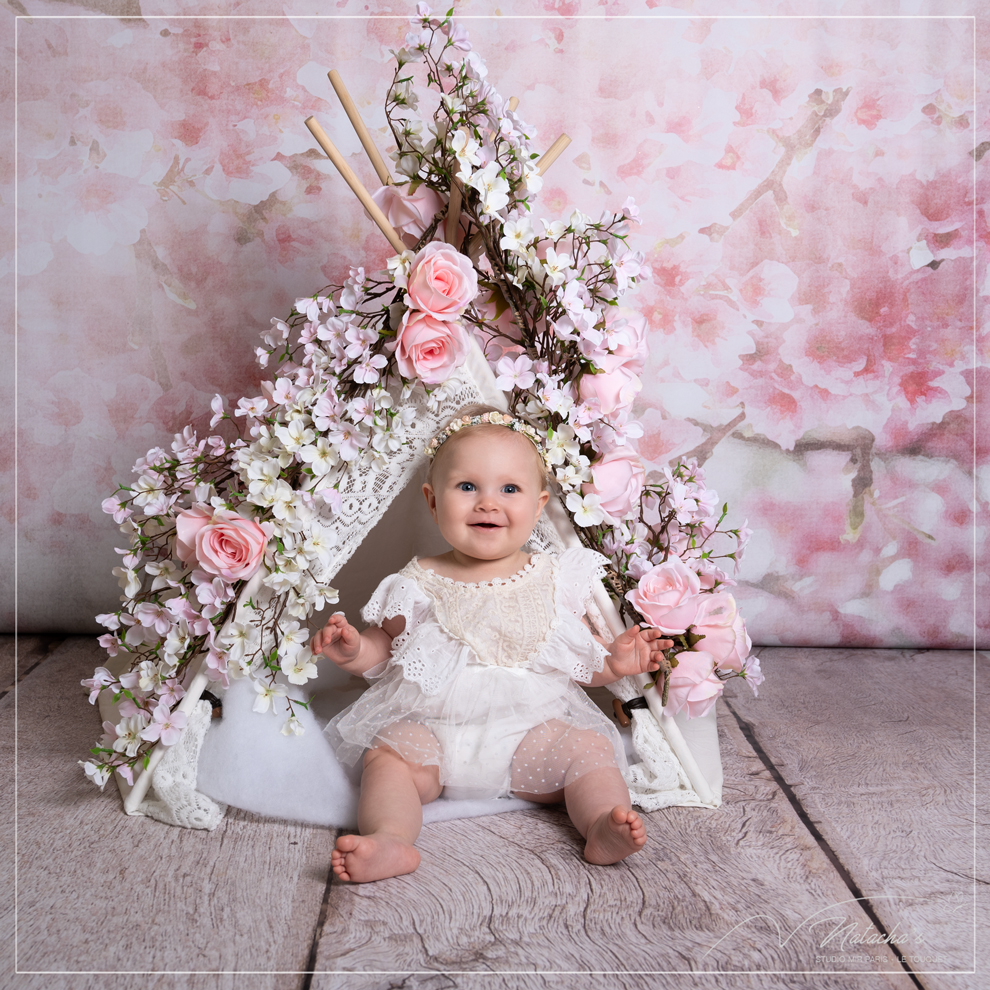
[584, 806, 647, 865]
[331, 832, 421, 883]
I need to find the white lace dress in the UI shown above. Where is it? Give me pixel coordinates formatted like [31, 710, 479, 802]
[325, 547, 628, 800]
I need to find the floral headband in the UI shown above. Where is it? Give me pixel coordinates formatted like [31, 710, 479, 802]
[425, 411, 550, 466]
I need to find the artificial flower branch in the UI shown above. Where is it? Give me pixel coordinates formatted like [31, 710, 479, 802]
[327, 69, 394, 186]
[303, 116, 406, 253]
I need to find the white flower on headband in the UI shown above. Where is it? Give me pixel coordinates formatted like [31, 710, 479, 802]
[424, 412, 550, 467]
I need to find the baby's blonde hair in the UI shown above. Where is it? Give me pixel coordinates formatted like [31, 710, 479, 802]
[424, 404, 553, 490]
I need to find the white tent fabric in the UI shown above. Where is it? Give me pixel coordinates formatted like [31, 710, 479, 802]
[100, 339, 723, 830]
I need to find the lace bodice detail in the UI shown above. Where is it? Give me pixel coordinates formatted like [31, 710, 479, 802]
[361, 546, 611, 693]
[402, 554, 556, 668]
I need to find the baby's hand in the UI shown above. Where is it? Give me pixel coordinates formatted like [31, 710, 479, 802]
[606, 625, 674, 679]
[310, 613, 361, 667]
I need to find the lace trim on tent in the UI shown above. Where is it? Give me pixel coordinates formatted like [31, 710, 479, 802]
[132, 701, 226, 830]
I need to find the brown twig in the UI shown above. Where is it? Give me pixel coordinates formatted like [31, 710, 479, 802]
[699, 88, 851, 242]
[678, 409, 746, 467]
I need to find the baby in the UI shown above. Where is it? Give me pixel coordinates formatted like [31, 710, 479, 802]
[312, 407, 671, 883]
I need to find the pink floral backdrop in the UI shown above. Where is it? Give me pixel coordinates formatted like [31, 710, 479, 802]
[6, 0, 986, 646]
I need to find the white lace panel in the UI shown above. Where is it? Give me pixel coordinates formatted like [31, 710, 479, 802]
[525, 508, 567, 554]
[406, 554, 557, 668]
[136, 701, 226, 830]
[310, 339, 507, 587]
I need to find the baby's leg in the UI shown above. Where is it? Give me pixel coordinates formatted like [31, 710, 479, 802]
[332, 722, 442, 883]
[511, 722, 646, 865]
[564, 766, 647, 866]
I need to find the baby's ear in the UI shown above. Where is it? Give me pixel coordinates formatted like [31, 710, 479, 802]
[422, 483, 439, 519]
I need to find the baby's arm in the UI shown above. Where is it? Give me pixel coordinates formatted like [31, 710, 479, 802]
[311, 613, 406, 675]
[586, 623, 673, 687]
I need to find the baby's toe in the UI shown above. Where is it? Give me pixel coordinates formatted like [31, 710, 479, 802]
[335, 833, 360, 854]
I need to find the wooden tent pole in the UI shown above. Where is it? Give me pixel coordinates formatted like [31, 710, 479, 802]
[328, 69, 393, 186]
[506, 96, 519, 112]
[304, 116, 406, 255]
[445, 179, 463, 245]
[536, 134, 571, 176]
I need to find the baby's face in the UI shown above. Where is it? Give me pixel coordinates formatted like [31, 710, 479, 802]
[424, 428, 549, 563]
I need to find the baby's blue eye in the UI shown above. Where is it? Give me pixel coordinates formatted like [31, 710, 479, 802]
[502, 484, 519, 494]
[457, 482, 476, 492]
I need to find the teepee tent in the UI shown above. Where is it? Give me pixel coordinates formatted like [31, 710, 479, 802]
[87, 20, 745, 831]
[99, 335, 723, 830]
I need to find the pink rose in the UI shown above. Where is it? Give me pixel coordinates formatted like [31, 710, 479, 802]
[175, 505, 271, 581]
[690, 593, 752, 672]
[395, 309, 470, 384]
[371, 182, 445, 249]
[405, 241, 478, 320]
[578, 365, 642, 416]
[664, 650, 724, 718]
[174, 505, 213, 564]
[625, 558, 702, 634]
[583, 449, 646, 521]
[596, 313, 649, 375]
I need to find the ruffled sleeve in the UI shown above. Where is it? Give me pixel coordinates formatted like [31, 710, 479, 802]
[529, 547, 611, 684]
[361, 568, 433, 629]
[360, 563, 474, 695]
[555, 546, 610, 617]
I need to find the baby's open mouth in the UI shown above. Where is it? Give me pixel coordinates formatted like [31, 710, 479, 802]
[471, 522, 501, 528]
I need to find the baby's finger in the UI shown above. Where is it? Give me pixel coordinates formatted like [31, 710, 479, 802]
[618, 624, 642, 643]
[639, 629, 674, 652]
[643, 626, 673, 644]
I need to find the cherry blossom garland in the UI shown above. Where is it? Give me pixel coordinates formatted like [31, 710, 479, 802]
[82, 4, 762, 793]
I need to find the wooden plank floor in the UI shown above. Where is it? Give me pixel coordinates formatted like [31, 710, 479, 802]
[0, 637, 985, 990]
[723, 647, 987, 990]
